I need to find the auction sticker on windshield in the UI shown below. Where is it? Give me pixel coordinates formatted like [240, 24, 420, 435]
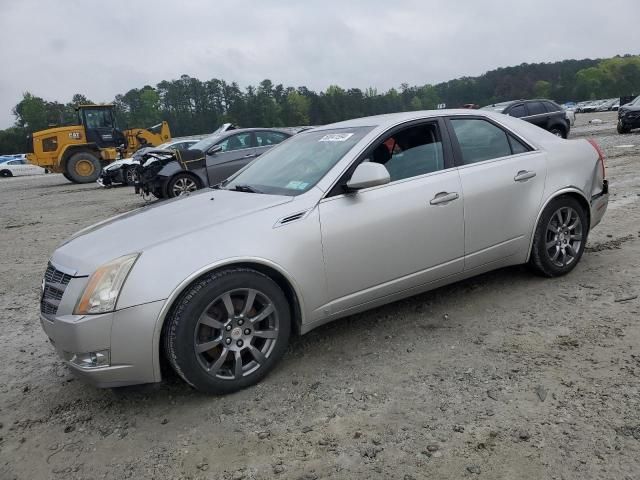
[285, 181, 310, 190]
[319, 133, 354, 142]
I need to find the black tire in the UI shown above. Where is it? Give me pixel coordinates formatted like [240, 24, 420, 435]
[529, 196, 588, 277]
[0, 169, 12, 177]
[163, 268, 291, 394]
[66, 152, 102, 183]
[62, 172, 73, 181]
[617, 121, 630, 134]
[166, 173, 201, 198]
[549, 125, 567, 138]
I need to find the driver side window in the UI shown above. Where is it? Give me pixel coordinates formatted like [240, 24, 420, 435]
[368, 122, 445, 182]
[217, 133, 253, 152]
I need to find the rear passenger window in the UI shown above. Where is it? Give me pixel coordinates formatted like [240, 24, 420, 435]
[369, 123, 445, 182]
[527, 102, 546, 115]
[508, 104, 527, 118]
[450, 119, 512, 164]
[543, 101, 560, 112]
[508, 134, 529, 154]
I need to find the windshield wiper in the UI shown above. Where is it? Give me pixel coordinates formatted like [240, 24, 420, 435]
[231, 184, 261, 193]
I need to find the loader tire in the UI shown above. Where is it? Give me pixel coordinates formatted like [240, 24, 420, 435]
[66, 152, 101, 183]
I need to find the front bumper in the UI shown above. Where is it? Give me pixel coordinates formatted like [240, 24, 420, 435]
[98, 167, 124, 187]
[40, 300, 165, 388]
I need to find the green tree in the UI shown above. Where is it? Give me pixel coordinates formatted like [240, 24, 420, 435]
[533, 80, 552, 98]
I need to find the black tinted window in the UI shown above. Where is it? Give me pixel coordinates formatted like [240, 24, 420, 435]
[527, 102, 546, 116]
[508, 104, 527, 118]
[451, 118, 512, 164]
[370, 123, 445, 181]
[543, 101, 560, 112]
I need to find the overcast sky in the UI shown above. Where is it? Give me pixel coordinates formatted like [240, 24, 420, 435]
[0, 0, 638, 128]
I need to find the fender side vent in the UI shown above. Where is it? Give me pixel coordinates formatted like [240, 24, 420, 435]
[275, 210, 308, 227]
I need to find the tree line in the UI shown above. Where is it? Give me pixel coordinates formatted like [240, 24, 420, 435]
[1, 54, 639, 154]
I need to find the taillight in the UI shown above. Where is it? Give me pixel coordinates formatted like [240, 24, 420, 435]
[587, 138, 606, 178]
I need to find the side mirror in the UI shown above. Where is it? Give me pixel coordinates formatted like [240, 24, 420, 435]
[207, 144, 222, 155]
[345, 162, 390, 191]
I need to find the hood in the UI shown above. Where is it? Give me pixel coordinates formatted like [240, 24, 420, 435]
[104, 157, 134, 170]
[52, 190, 293, 275]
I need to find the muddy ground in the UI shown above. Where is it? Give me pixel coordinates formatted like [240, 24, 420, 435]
[1, 111, 639, 479]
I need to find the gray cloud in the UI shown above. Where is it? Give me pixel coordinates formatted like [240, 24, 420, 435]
[0, 0, 638, 128]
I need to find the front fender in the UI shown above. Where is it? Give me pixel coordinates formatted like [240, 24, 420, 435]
[148, 256, 306, 382]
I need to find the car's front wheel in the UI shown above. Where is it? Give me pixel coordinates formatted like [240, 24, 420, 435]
[163, 268, 291, 393]
[617, 121, 630, 134]
[0, 169, 12, 177]
[167, 173, 201, 198]
[529, 196, 588, 277]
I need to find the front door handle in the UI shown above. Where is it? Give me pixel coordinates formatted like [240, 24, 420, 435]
[514, 170, 536, 182]
[430, 192, 459, 205]
[244, 153, 256, 158]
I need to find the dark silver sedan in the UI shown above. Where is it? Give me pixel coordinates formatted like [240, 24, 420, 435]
[137, 128, 292, 198]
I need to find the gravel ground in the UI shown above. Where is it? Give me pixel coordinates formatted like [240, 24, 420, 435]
[1, 110, 640, 479]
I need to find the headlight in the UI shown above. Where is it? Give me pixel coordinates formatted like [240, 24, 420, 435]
[74, 253, 139, 315]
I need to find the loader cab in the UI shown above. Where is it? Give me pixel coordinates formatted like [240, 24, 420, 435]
[77, 105, 125, 149]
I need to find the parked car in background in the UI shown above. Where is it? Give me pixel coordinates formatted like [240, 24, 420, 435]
[481, 99, 570, 137]
[617, 95, 640, 134]
[98, 137, 203, 187]
[596, 99, 617, 112]
[0, 157, 47, 177]
[39, 109, 609, 393]
[136, 128, 292, 198]
[563, 105, 576, 126]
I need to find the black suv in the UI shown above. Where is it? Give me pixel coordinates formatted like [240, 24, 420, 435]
[617, 95, 640, 134]
[482, 99, 570, 138]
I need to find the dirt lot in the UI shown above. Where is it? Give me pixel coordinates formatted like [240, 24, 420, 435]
[1, 111, 639, 480]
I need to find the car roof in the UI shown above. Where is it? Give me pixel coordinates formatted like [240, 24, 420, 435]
[206, 127, 293, 140]
[311, 108, 514, 130]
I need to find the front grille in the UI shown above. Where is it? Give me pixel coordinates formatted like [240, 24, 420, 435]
[41, 264, 73, 319]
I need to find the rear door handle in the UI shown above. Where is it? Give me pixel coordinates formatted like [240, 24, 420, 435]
[244, 153, 256, 158]
[514, 170, 536, 182]
[430, 192, 459, 205]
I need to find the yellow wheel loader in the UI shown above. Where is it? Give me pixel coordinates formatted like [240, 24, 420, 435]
[26, 105, 171, 183]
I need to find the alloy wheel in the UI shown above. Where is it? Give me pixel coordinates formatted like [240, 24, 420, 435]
[125, 168, 137, 184]
[545, 206, 583, 268]
[172, 177, 198, 196]
[193, 288, 279, 380]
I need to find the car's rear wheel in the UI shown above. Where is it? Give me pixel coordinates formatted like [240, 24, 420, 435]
[549, 126, 567, 138]
[0, 169, 12, 177]
[529, 196, 588, 277]
[167, 173, 201, 198]
[163, 268, 291, 393]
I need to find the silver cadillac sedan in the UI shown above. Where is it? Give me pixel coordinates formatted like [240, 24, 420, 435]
[40, 110, 609, 393]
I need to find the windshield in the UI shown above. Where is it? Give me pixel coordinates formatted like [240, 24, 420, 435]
[190, 134, 223, 152]
[224, 126, 373, 196]
[480, 102, 511, 113]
